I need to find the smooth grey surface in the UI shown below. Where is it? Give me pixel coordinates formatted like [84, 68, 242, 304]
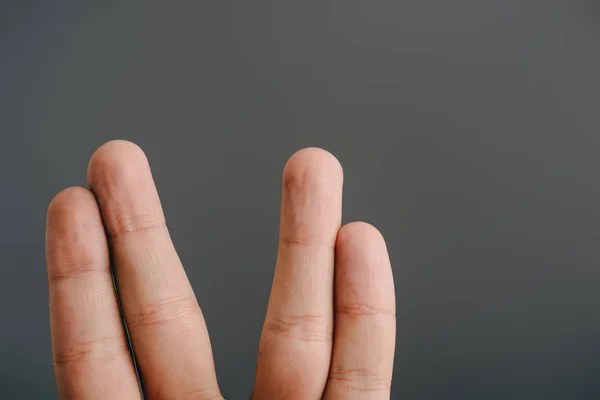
[2, 1, 600, 398]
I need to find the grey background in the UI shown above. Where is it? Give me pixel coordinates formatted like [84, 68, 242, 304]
[1, 1, 600, 398]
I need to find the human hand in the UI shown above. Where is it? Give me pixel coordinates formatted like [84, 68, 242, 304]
[46, 141, 396, 399]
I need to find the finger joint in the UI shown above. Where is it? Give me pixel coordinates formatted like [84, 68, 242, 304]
[328, 367, 391, 392]
[263, 314, 332, 343]
[127, 294, 200, 329]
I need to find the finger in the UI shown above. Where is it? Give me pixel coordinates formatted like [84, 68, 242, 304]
[324, 222, 396, 399]
[87, 141, 221, 400]
[46, 187, 141, 399]
[253, 148, 343, 399]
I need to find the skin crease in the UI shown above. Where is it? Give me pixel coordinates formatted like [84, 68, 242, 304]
[45, 140, 396, 400]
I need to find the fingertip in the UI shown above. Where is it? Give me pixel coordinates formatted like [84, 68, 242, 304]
[48, 185, 93, 211]
[46, 186, 107, 279]
[85, 140, 163, 237]
[86, 140, 149, 188]
[282, 147, 343, 189]
[47, 186, 101, 233]
[335, 221, 394, 309]
[336, 221, 388, 258]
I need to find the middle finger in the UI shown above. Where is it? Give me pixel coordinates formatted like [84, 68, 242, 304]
[253, 148, 343, 399]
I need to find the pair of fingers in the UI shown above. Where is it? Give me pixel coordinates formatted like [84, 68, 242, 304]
[46, 141, 396, 399]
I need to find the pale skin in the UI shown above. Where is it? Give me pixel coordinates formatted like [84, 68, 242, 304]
[45, 140, 396, 399]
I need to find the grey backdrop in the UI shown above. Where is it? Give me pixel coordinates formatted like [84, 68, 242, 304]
[2, 1, 600, 399]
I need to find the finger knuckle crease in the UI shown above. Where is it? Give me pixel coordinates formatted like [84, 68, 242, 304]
[108, 213, 165, 238]
[53, 336, 127, 367]
[128, 295, 199, 329]
[280, 236, 335, 249]
[264, 314, 332, 343]
[337, 302, 395, 317]
[48, 259, 108, 283]
[329, 367, 391, 392]
[183, 386, 223, 400]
